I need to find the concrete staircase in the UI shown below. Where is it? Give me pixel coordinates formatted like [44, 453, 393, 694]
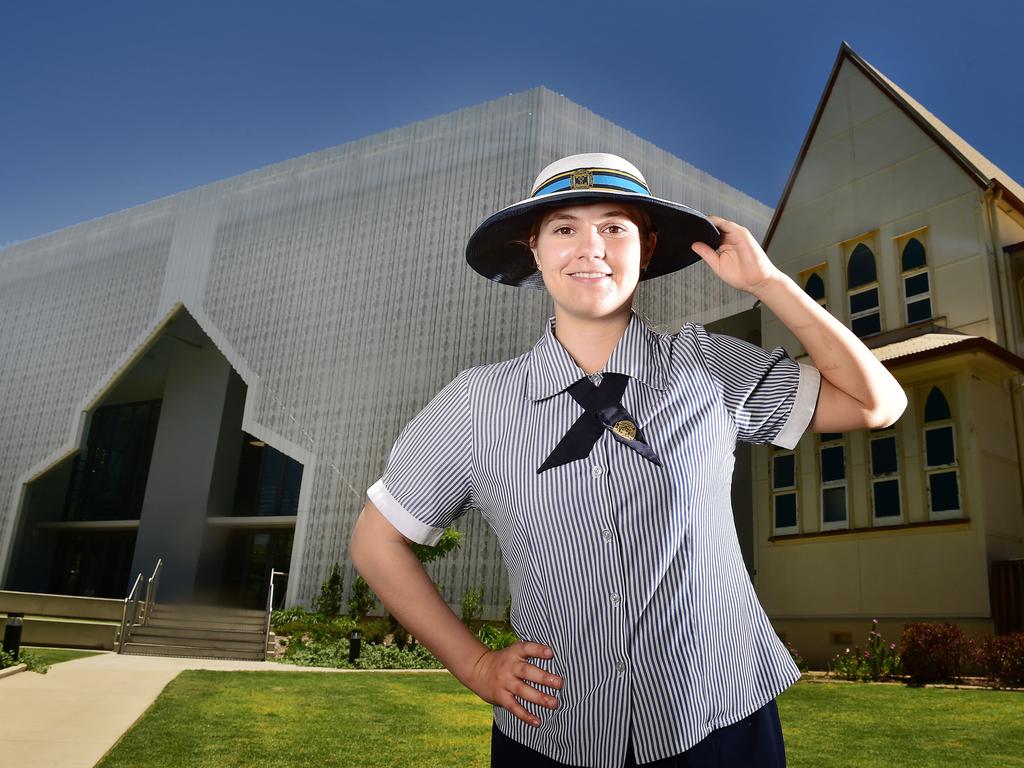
[121, 603, 272, 661]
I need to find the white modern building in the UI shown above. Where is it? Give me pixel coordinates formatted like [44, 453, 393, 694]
[0, 86, 771, 615]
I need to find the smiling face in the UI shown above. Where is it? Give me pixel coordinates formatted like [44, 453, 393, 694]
[529, 201, 657, 322]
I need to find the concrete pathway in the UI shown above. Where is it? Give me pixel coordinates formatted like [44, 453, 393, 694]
[0, 651, 444, 768]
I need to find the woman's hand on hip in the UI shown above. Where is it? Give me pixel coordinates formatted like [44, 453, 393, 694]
[466, 641, 562, 728]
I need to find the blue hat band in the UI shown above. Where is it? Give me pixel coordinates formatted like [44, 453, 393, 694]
[532, 168, 650, 198]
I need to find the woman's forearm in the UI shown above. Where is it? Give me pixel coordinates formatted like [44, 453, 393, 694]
[751, 269, 907, 425]
[348, 503, 490, 686]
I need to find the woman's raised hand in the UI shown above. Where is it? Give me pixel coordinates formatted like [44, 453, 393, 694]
[467, 641, 563, 727]
[691, 215, 782, 296]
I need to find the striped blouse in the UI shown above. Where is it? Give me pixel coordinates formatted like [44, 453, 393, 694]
[367, 308, 821, 767]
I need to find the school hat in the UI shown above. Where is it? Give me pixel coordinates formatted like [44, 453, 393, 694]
[465, 152, 721, 289]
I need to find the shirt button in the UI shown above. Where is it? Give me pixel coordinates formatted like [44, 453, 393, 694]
[615, 660, 627, 675]
[591, 465, 604, 478]
[610, 593, 620, 606]
[602, 528, 613, 542]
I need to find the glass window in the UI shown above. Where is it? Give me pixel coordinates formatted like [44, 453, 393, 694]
[921, 385, 961, 519]
[819, 434, 848, 530]
[870, 436, 898, 475]
[847, 243, 877, 288]
[845, 238, 882, 338]
[925, 386, 951, 422]
[774, 493, 797, 530]
[925, 425, 956, 466]
[929, 472, 960, 512]
[804, 272, 825, 302]
[873, 479, 901, 518]
[771, 448, 798, 534]
[773, 453, 795, 489]
[901, 237, 926, 271]
[900, 234, 932, 325]
[870, 432, 901, 521]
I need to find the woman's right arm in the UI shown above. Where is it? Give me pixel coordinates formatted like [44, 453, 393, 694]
[348, 500, 563, 727]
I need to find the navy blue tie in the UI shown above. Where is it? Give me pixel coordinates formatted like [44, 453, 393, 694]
[537, 372, 663, 473]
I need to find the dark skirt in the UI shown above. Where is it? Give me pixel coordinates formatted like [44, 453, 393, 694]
[490, 698, 786, 767]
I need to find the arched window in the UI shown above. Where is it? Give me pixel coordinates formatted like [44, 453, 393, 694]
[819, 433, 848, 530]
[846, 241, 881, 337]
[804, 272, 826, 308]
[869, 425, 901, 524]
[771, 447, 798, 535]
[901, 235, 932, 324]
[923, 385, 960, 519]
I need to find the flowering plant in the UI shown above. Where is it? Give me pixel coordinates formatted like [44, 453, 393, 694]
[828, 619, 903, 682]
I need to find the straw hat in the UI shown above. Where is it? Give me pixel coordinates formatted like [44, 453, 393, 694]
[465, 152, 721, 289]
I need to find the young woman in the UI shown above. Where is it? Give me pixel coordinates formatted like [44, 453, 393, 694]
[350, 153, 907, 767]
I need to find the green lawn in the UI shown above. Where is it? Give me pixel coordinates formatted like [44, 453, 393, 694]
[95, 672, 1024, 768]
[23, 647, 105, 667]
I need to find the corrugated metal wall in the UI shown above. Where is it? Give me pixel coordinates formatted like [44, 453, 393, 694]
[0, 87, 771, 616]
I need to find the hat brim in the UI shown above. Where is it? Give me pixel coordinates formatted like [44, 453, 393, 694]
[465, 189, 721, 289]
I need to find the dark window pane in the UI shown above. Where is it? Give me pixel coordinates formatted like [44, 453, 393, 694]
[820, 432, 843, 442]
[804, 272, 825, 301]
[924, 387, 951, 422]
[873, 479, 901, 518]
[904, 271, 929, 297]
[821, 445, 845, 482]
[852, 313, 881, 337]
[902, 238, 926, 271]
[823, 487, 847, 523]
[847, 243, 877, 288]
[849, 287, 879, 314]
[929, 471, 960, 513]
[774, 493, 797, 529]
[925, 426, 956, 466]
[907, 298, 931, 324]
[871, 436, 898, 475]
[773, 453, 795, 489]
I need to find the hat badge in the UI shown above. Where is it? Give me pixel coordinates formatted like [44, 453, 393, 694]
[569, 169, 594, 190]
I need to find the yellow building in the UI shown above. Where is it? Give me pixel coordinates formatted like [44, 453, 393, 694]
[756, 42, 1024, 668]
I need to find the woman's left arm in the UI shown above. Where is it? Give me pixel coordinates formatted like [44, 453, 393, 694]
[692, 215, 908, 434]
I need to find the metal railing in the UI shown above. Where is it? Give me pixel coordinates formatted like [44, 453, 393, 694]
[117, 572, 144, 653]
[116, 558, 163, 653]
[265, 570, 287, 656]
[142, 558, 163, 625]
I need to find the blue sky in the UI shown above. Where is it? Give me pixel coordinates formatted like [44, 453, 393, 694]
[1, 0, 1021, 246]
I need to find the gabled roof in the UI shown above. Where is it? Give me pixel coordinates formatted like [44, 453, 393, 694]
[763, 42, 1024, 250]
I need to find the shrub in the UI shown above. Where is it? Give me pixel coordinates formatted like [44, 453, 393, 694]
[316, 563, 344, 618]
[460, 583, 485, 627]
[828, 619, 901, 682]
[477, 622, 519, 651]
[0, 648, 48, 674]
[982, 631, 1024, 688]
[354, 642, 444, 670]
[346, 575, 377, 620]
[900, 622, 967, 685]
[360, 617, 391, 645]
[786, 641, 808, 673]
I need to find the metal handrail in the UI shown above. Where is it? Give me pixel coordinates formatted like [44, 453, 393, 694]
[142, 558, 163, 625]
[265, 570, 287, 656]
[117, 572, 145, 653]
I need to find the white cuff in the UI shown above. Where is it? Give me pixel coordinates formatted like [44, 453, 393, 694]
[367, 478, 446, 546]
[772, 362, 821, 450]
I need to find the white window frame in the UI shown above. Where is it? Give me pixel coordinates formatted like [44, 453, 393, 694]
[819, 435, 849, 531]
[923, 422, 961, 520]
[896, 229, 932, 326]
[771, 448, 799, 536]
[869, 430, 903, 526]
[844, 236, 882, 338]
